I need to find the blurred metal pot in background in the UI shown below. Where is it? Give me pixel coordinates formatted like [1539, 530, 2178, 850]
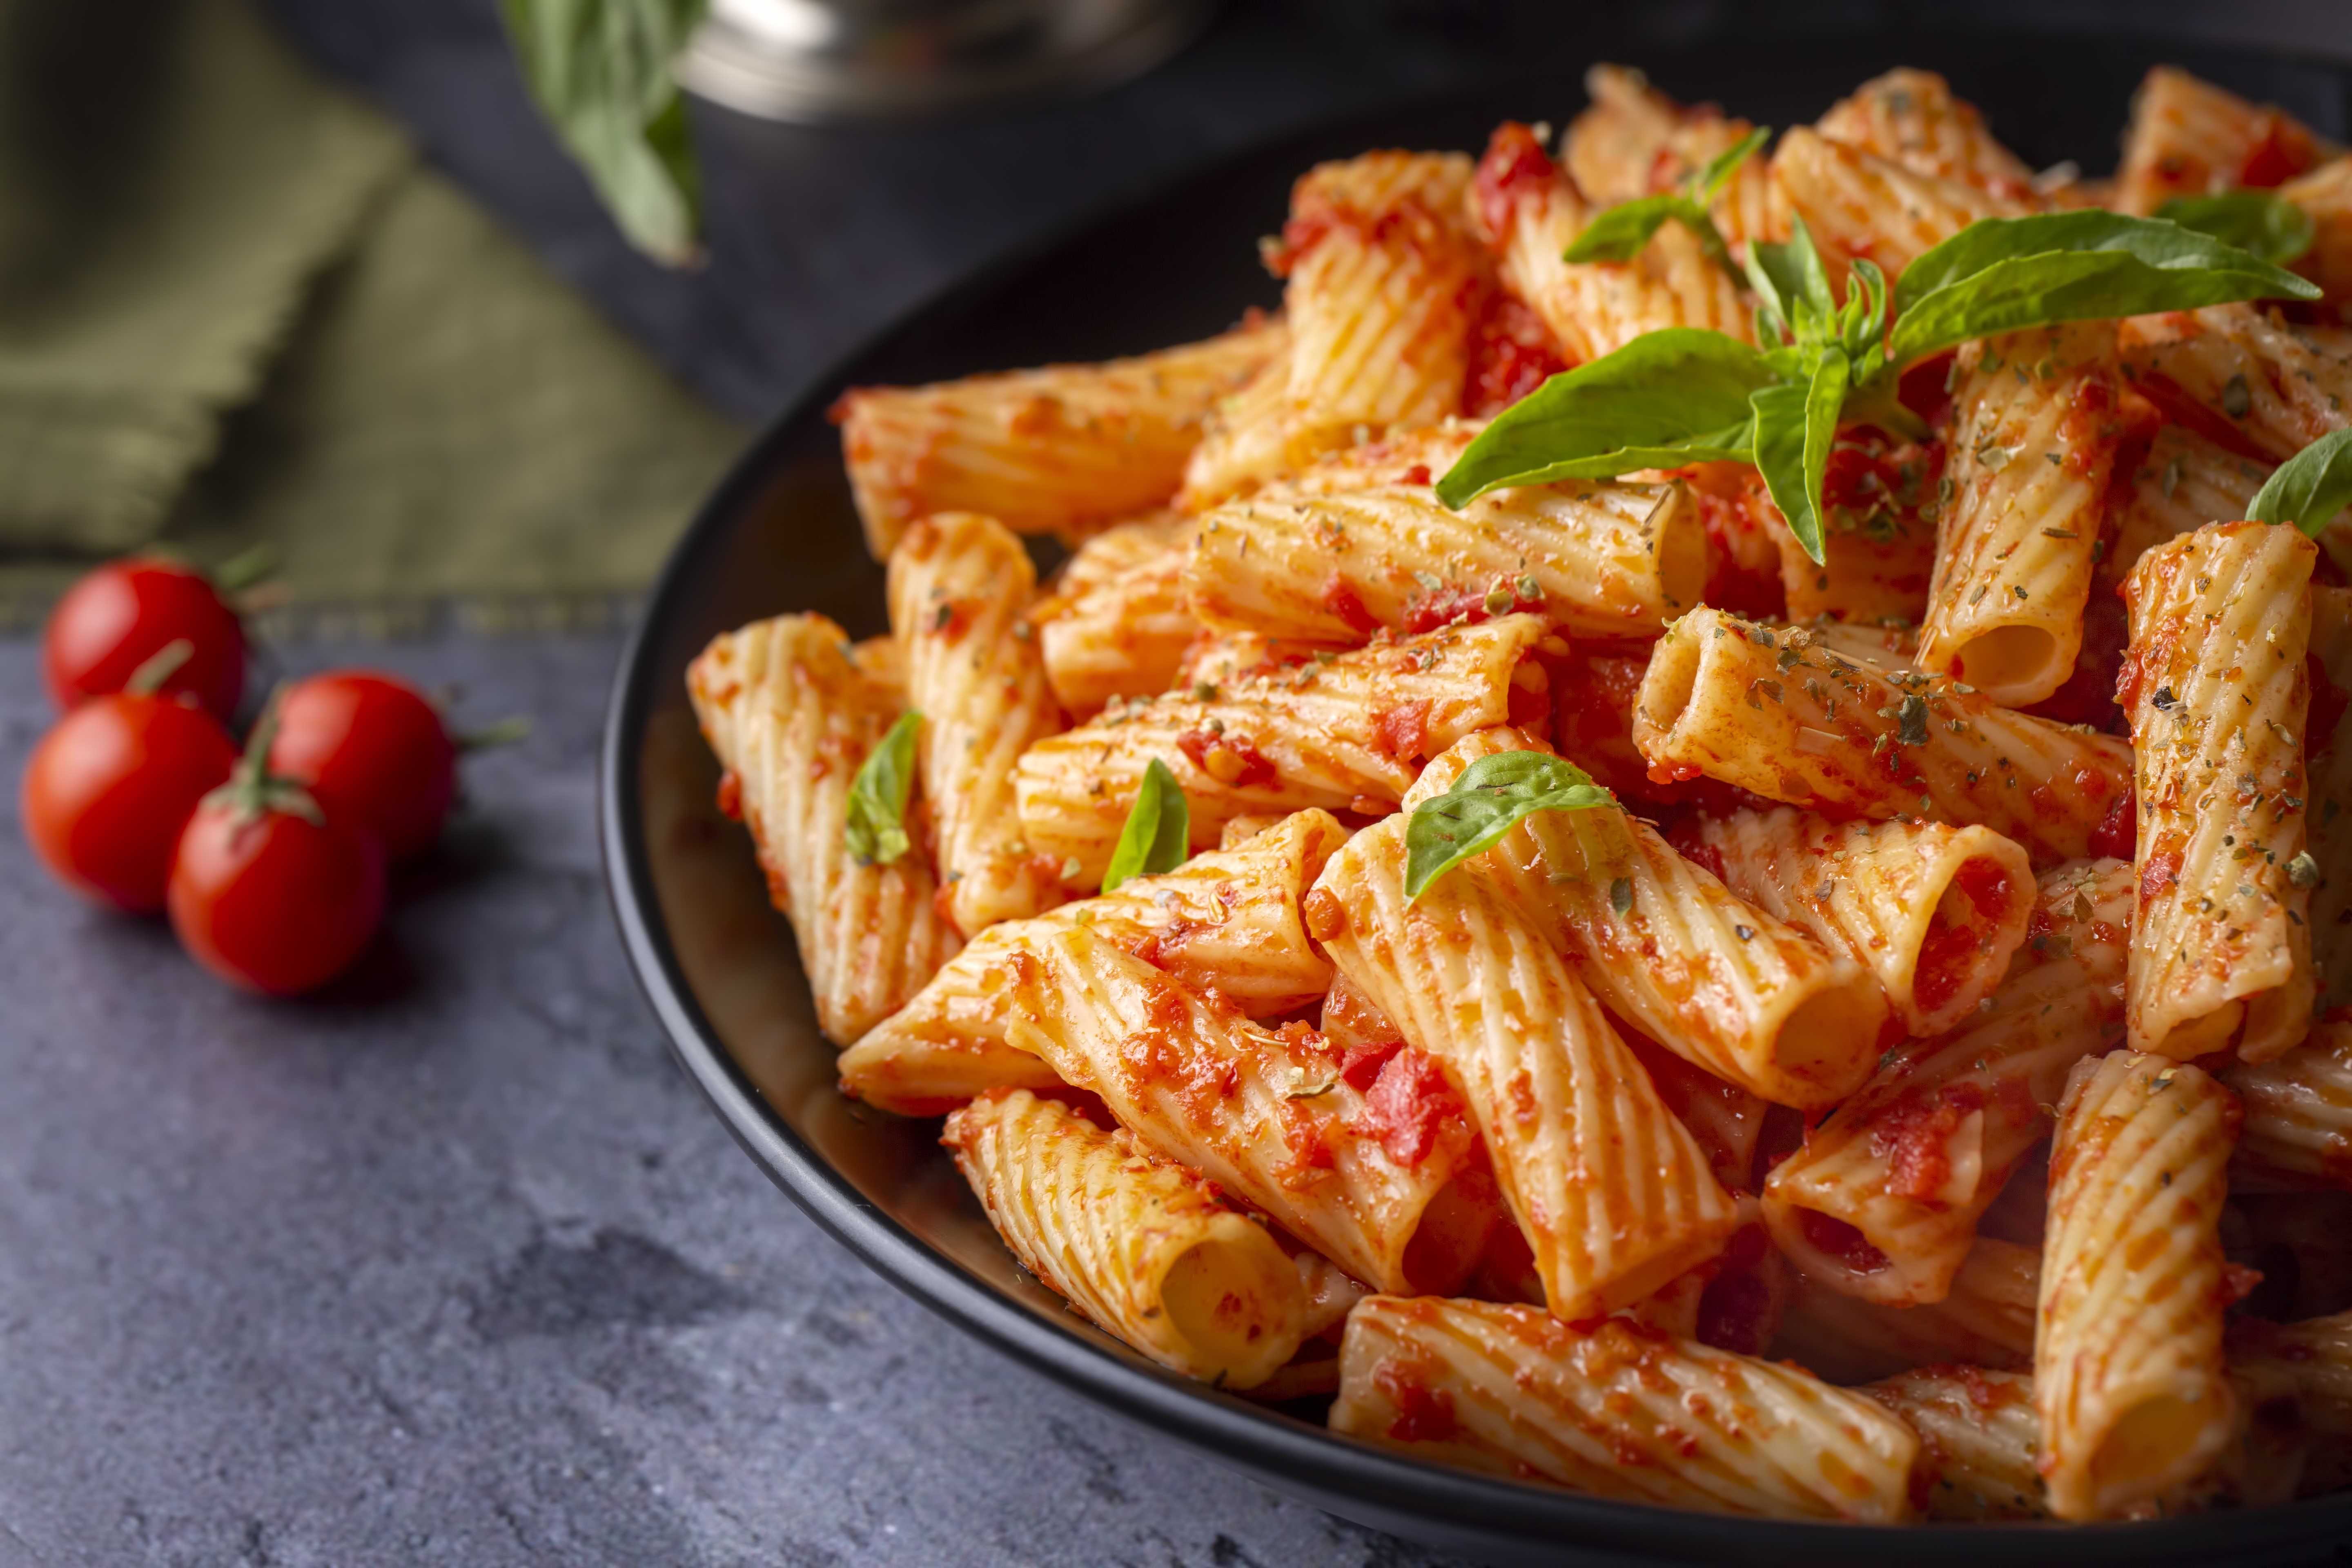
[676, 0, 1218, 121]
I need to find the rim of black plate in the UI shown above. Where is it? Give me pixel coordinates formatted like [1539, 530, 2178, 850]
[602, 39, 2352, 1566]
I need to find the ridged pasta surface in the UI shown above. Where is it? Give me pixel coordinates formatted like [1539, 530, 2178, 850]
[944, 1088, 1306, 1388]
[1332, 1296, 1919, 1521]
[1920, 323, 2125, 705]
[1763, 858, 2132, 1304]
[837, 318, 1283, 557]
[2121, 519, 2316, 1061]
[1312, 813, 1739, 1317]
[1002, 923, 1483, 1294]
[889, 512, 1067, 934]
[2038, 1050, 2243, 1521]
[1635, 609, 2134, 865]
[837, 811, 1343, 1115]
[1690, 807, 2036, 1037]
[1815, 68, 2036, 194]
[685, 614, 962, 1045]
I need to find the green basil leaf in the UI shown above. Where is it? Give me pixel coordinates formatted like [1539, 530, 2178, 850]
[2157, 192, 2316, 267]
[1888, 212, 2319, 365]
[1404, 751, 1617, 901]
[1435, 327, 1775, 506]
[843, 710, 921, 867]
[1802, 348, 1851, 561]
[2247, 427, 2352, 535]
[1749, 376, 1834, 567]
[1562, 194, 1690, 265]
[498, 0, 707, 265]
[1691, 125, 1771, 205]
[1747, 217, 1839, 349]
[1101, 758, 1191, 893]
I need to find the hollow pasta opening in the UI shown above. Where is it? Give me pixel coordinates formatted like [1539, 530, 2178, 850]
[2089, 1392, 2225, 1509]
[1951, 624, 2061, 704]
[1771, 982, 1885, 1092]
[1158, 1235, 1299, 1390]
[1638, 626, 1705, 741]
[1910, 850, 2030, 1031]
[2153, 1000, 2245, 1060]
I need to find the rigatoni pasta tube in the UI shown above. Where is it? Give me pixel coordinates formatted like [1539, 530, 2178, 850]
[2120, 519, 2317, 1062]
[1274, 152, 1486, 435]
[1471, 121, 1750, 365]
[1331, 1296, 1919, 1521]
[1763, 858, 2132, 1305]
[2114, 65, 2330, 215]
[1311, 813, 1740, 1319]
[1016, 614, 1546, 883]
[2037, 1050, 2243, 1522]
[943, 1088, 1306, 1389]
[1634, 608, 2134, 866]
[2116, 304, 2352, 464]
[1563, 66, 1777, 252]
[2099, 425, 2269, 587]
[2224, 1022, 2352, 1191]
[1002, 923, 1492, 1296]
[686, 614, 962, 1047]
[1174, 345, 1348, 512]
[888, 512, 1066, 935]
[835, 316, 1284, 557]
[1395, 729, 1890, 1109]
[1815, 68, 2036, 194]
[1919, 323, 2125, 706]
[837, 811, 1344, 1116]
[1185, 461, 1706, 644]
[1770, 126, 2027, 282]
[1860, 1368, 2046, 1521]
[1773, 1237, 2040, 1384]
[1684, 807, 2036, 1038]
[1033, 530, 1199, 717]
[2227, 1309, 2352, 1439]
[2283, 156, 2352, 304]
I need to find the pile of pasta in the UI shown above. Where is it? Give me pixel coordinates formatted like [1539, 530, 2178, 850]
[688, 63, 2352, 1524]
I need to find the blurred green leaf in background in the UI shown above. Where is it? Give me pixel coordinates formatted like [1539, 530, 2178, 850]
[497, 0, 707, 265]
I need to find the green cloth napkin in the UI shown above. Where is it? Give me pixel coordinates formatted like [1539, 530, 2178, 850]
[0, 0, 748, 630]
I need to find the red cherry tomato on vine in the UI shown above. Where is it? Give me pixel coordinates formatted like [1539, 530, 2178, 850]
[20, 693, 238, 912]
[266, 672, 457, 860]
[169, 797, 386, 996]
[44, 558, 245, 722]
[166, 689, 388, 996]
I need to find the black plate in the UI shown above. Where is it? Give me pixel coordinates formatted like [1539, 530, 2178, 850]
[603, 32, 2352, 1566]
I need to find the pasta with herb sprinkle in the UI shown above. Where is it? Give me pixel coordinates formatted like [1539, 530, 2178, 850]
[686, 58, 2352, 1527]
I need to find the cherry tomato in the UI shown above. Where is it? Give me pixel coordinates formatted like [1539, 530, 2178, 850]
[169, 799, 386, 996]
[267, 672, 456, 860]
[44, 557, 245, 722]
[20, 693, 238, 912]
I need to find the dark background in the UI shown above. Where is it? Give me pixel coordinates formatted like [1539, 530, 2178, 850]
[4, 4, 2351, 1565]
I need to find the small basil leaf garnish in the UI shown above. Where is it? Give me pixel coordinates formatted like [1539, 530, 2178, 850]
[1404, 751, 1617, 902]
[2247, 426, 2352, 536]
[1433, 328, 1773, 507]
[1561, 194, 1688, 265]
[1101, 757, 1191, 893]
[844, 710, 922, 867]
[1561, 126, 1770, 272]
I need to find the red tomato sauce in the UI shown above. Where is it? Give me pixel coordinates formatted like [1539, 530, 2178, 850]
[1797, 1208, 1890, 1275]
[1355, 1047, 1463, 1168]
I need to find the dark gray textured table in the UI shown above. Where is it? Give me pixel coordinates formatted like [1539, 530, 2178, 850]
[10, 4, 2352, 1565]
